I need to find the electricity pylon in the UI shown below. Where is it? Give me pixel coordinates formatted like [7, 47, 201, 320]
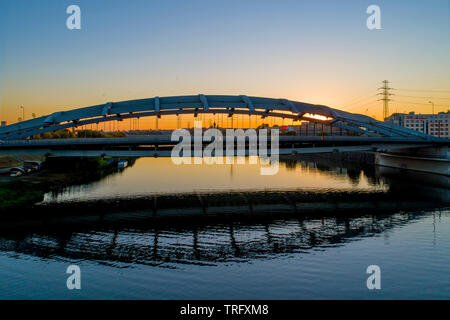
[378, 80, 393, 120]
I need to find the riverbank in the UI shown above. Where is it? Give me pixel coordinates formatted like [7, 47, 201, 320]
[0, 157, 135, 209]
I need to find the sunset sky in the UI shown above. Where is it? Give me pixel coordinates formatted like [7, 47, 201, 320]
[0, 0, 449, 129]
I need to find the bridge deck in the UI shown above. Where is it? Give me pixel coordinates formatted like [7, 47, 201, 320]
[0, 135, 444, 148]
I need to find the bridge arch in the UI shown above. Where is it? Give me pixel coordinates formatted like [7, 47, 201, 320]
[0, 94, 436, 140]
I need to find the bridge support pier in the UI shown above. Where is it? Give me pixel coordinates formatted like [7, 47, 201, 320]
[375, 146, 449, 176]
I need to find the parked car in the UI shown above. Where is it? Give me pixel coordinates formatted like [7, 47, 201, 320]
[9, 166, 25, 177]
[24, 161, 42, 171]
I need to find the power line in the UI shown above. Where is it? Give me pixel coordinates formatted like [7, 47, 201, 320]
[394, 94, 450, 100]
[342, 92, 378, 107]
[392, 99, 448, 107]
[394, 88, 450, 93]
[346, 100, 379, 112]
[344, 94, 378, 108]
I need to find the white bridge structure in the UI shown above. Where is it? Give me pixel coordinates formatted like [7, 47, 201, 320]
[0, 94, 443, 141]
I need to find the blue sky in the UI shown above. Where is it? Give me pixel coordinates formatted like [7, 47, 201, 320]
[0, 0, 449, 122]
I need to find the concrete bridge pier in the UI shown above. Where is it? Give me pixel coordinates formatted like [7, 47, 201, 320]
[375, 146, 449, 176]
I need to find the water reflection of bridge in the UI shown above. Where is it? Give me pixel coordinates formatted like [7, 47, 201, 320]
[0, 209, 441, 268]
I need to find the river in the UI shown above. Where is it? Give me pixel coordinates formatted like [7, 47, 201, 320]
[0, 155, 449, 299]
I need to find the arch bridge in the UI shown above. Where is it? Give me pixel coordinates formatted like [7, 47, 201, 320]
[0, 94, 442, 141]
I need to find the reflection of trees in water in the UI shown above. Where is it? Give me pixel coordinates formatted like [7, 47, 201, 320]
[45, 157, 137, 199]
[280, 154, 448, 202]
[0, 210, 436, 268]
[283, 158, 299, 170]
[346, 169, 361, 185]
[280, 154, 381, 187]
[365, 171, 382, 186]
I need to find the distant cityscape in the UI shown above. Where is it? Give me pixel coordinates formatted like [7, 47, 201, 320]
[385, 110, 450, 138]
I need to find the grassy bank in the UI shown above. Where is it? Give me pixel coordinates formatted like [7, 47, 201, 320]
[0, 181, 46, 209]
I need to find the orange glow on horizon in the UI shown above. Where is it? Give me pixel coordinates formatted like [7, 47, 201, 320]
[70, 113, 299, 132]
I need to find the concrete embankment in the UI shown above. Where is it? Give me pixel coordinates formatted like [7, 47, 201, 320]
[282, 151, 376, 165]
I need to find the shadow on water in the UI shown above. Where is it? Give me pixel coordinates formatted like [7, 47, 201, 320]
[0, 153, 447, 268]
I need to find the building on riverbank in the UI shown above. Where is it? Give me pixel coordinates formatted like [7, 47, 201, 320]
[384, 111, 449, 138]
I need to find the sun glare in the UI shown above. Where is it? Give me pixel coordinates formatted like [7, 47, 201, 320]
[302, 113, 333, 121]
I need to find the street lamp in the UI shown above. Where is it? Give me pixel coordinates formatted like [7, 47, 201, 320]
[20, 106, 25, 121]
[428, 101, 436, 137]
[428, 101, 434, 115]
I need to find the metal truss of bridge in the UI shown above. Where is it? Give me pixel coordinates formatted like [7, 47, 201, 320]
[0, 94, 445, 142]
